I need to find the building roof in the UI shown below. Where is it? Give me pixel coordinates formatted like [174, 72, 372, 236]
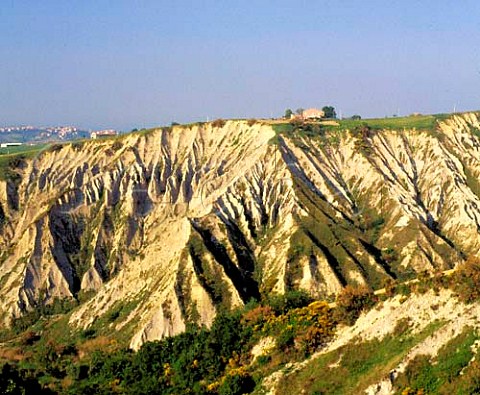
[302, 108, 325, 118]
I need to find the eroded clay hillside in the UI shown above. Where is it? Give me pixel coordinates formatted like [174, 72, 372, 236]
[1, 114, 479, 348]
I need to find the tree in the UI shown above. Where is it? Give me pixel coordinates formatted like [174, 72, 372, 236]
[322, 106, 337, 119]
[295, 108, 304, 115]
[351, 114, 361, 120]
[218, 372, 255, 395]
[284, 109, 293, 119]
[334, 285, 377, 325]
[0, 363, 47, 394]
[452, 256, 480, 303]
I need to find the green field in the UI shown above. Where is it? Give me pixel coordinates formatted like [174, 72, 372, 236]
[271, 112, 459, 134]
[0, 144, 49, 156]
[331, 113, 451, 131]
[0, 144, 49, 181]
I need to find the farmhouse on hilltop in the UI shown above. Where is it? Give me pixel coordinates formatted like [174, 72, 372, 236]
[302, 108, 325, 120]
[91, 130, 118, 139]
[290, 108, 325, 120]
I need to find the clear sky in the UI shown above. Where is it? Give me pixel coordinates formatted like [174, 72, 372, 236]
[2, 1, 480, 130]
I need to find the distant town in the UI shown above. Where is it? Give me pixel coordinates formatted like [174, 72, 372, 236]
[0, 125, 118, 145]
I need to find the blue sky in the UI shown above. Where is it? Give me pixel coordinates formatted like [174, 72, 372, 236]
[1, 1, 480, 130]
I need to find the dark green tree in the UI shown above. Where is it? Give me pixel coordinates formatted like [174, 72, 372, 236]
[0, 363, 48, 394]
[322, 106, 337, 119]
[351, 114, 361, 120]
[284, 109, 293, 119]
[218, 372, 255, 395]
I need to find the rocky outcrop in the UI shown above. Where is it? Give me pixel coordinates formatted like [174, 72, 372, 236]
[1, 115, 480, 348]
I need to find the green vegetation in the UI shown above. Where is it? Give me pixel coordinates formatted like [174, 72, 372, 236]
[322, 105, 336, 119]
[188, 233, 233, 310]
[464, 166, 480, 200]
[12, 298, 79, 333]
[394, 328, 478, 394]
[270, 112, 452, 140]
[0, 144, 49, 182]
[0, 363, 51, 394]
[211, 119, 227, 128]
[0, 144, 48, 156]
[0, 291, 336, 394]
[334, 285, 377, 325]
[2, 267, 480, 394]
[451, 255, 480, 303]
[326, 113, 449, 132]
[277, 320, 445, 395]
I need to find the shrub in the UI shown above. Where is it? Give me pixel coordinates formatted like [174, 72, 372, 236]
[71, 141, 84, 151]
[212, 119, 227, 128]
[276, 326, 295, 351]
[401, 387, 426, 395]
[299, 326, 331, 355]
[80, 328, 96, 340]
[395, 282, 412, 296]
[392, 318, 411, 336]
[383, 278, 396, 297]
[351, 124, 373, 138]
[264, 301, 335, 355]
[381, 247, 397, 264]
[395, 355, 433, 394]
[443, 359, 480, 394]
[351, 124, 375, 155]
[255, 355, 271, 366]
[241, 306, 275, 329]
[218, 371, 255, 395]
[20, 330, 40, 346]
[48, 143, 63, 153]
[0, 363, 46, 394]
[334, 285, 377, 325]
[451, 256, 480, 303]
[111, 141, 123, 151]
[265, 289, 314, 315]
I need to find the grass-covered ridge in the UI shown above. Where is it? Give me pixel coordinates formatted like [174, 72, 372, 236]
[276, 320, 445, 395]
[269, 111, 465, 139]
[324, 113, 451, 131]
[0, 144, 50, 181]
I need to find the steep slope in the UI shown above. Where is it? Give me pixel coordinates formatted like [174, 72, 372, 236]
[264, 287, 480, 395]
[1, 114, 480, 348]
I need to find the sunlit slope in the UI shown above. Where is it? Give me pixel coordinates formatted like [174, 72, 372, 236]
[0, 113, 480, 347]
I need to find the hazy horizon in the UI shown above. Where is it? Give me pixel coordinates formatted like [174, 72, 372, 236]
[2, 1, 480, 130]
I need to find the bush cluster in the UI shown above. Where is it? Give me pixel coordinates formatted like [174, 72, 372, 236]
[0, 363, 50, 394]
[451, 256, 480, 303]
[211, 119, 227, 128]
[261, 301, 336, 356]
[334, 285, 377, 325]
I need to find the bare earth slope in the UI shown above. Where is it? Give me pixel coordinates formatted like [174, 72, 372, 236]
[1, 114, 480, 348]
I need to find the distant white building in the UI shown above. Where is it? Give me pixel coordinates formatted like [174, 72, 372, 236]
[289, 108, 326, 121]
[302, 108, 325, 120]
[91, 130, 117, 139]
[0, 142, 22, 148]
